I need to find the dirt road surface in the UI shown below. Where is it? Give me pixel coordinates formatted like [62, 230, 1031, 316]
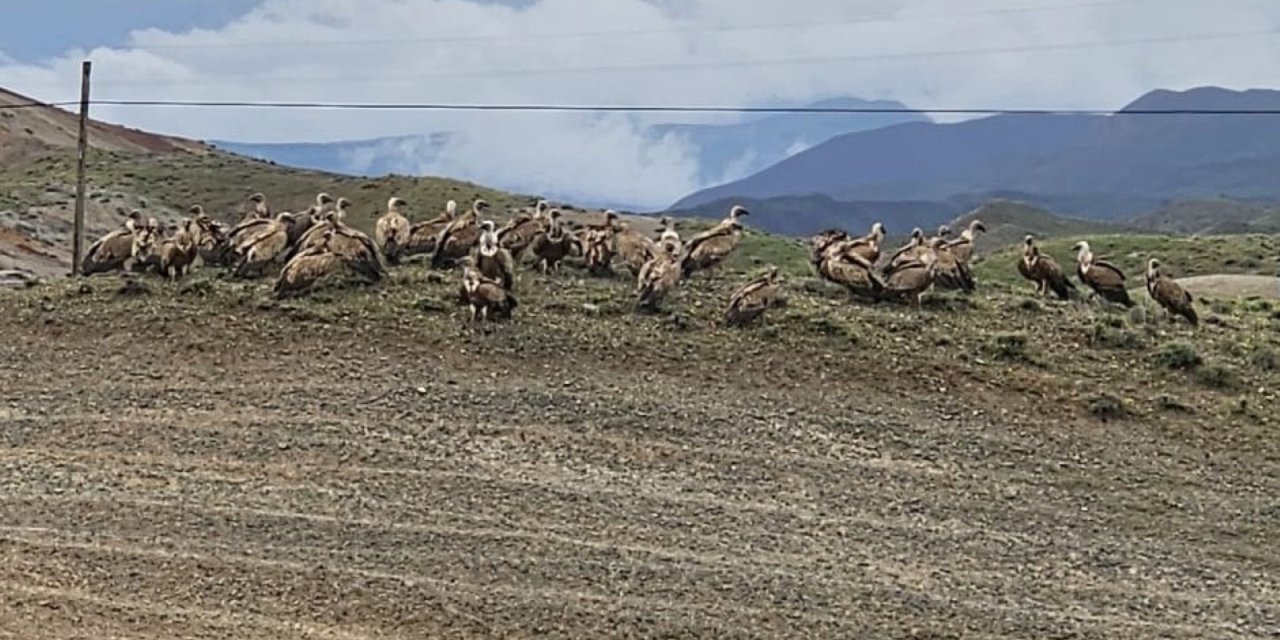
[0, 287, 1276, 639]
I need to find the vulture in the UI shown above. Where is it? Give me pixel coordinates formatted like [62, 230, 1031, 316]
[808, 229, 850, 271]
[402, 199, 457, 258]
[81, 210, 145, 276]
[1146, 258, 1198, 326]
[580, 210, 620, 276]
[928, 237, 976, 292]
[680, 204, 749, 278]
[134, 220, 198, 280]
[461, 261, 517, 322]
[432, 199, 487, 269]
[818, 250, 885, 301]
[724, 265, 782, 327]
[474, 220, 515, 291]
[1072, 240, 1134, 307]
[885, 228, 926, 271]
[497, 199, 549, 258]
[614, 220, 658, 277]
[635, 240, 683, 312]
[187, 205, 230, 267]
[233, 212, 296, 278]
[375, 197, 412, 264]
[527, 209, 577, 273]
[945, 219, 987, 264]
[880, 249, 937, 308]
[1020, 236, 1076, 300]
[1016, 235, 1037, 288]
[273, 231, 343, 298]
[657, 219, 682, 255]
[245, 192, 270, 220]
[826, 222, 886, 266]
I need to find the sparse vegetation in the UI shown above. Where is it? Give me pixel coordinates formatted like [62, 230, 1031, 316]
[1154, 340, 1203, 370]
[1251, 347, 1280, 372]
[1087, 393, 1128, 421]
[1195, 363, 1240, 390]
[987, 332, 1030, 362]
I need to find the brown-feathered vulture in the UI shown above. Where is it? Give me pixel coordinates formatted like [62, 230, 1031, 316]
[274, 230, 343, 298]
[1020, 236, 1076, 300]
[818, 251, 885, 301]
[724, 265, 782, 327]
[581, 210, 619, 276]
[825, 222, 887, 267]
[1072, 240, 1134, 307]
[928, 237, 976, 292]
[432, 199, 486, 269]
[636, 240, 683, 312]
[245, 192, 271, 220]
[375, 197, 412, 264]
[614, 220, 658, 278]
[233, 212, 296, 278]
[497, 199, 549, 258]
[945, 219, 987, 264]
[880, 249, 937, 308]
[1146, 258, 1198, 326]
[680, 204, 748, 278]
[401, 199, 457, 259]
[462, 262, 517, 322]
[885, 228, 926, 271]
[81, 210, 145, 276]
[474, 220, 515, 291]
[527, 209, 576, 273]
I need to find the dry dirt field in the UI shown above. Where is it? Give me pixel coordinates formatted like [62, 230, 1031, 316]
[0, 266, 1277, 639]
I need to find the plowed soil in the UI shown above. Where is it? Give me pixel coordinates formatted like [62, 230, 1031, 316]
[0, 276, 1277, 640]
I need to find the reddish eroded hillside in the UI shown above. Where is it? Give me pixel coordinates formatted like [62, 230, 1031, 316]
[0, 87, 209, 165]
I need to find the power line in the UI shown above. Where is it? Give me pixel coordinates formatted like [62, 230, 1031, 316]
[6, 99, 1280, 116]
[87, 26, 1280, 89]
[118, 0, 1196, 51]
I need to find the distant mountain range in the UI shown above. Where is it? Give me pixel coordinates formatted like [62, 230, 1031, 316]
[670, 86, 1280, 235]
[212, 96, 927, 207]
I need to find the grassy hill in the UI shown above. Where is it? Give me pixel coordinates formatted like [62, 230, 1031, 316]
[947, 199, 1139, 253]
[973, 233, 1280, 287]
[1130, 197, 1280, 235]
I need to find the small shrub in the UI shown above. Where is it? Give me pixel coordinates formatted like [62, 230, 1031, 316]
[1015, 298, 1042, 313]
[1243, 299, 1273, 314]
[987, 332, 1029, 361]
[1128, 305, 1150, 326]
[1154, 340, 1202, 370]
[1195, 363, 1239, 390]
[1250, 347, 1280, 372]
[1087, 393, 1128, 421]
[1089, 321, 1146, 350]
[1210, 300, 1232, 315]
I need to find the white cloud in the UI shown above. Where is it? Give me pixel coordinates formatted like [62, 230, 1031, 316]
[3, 0, 1280, 208]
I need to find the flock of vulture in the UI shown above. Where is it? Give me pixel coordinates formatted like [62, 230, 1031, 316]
[76, 192, 1201, 327]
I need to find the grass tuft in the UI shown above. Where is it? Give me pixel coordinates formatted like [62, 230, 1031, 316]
[1153, 340, 1202, 370]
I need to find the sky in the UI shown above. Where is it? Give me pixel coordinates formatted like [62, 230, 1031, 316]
[2, 0, 1280, 208]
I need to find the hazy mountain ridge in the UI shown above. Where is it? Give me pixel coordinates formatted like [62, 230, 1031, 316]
[671, 86, 1280, 227]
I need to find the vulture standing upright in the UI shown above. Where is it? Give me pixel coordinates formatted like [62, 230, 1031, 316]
[1145, 258, 1198, 326]
[945, 219, 987, 264]
[928, 237, 976, 292]
[724, 265, 782, 327]
[527, 209, 576, 274]
[233, 212, 296, 278]
[1020, 236, 1076, 300]
[474, 220, 515, 291]
[635, 240, 683, 312]
[1072, 240, 1134, 307]
[375, 197, 412, 264]
[461, 261, 517, 322]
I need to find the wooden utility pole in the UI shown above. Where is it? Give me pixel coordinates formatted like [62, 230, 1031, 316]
[71, 60, 92, 276]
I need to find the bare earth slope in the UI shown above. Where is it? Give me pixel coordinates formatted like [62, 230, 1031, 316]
[0, 258, 1277, 638]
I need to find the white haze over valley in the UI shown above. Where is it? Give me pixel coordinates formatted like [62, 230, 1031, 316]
[2, 0, 1280, 208]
